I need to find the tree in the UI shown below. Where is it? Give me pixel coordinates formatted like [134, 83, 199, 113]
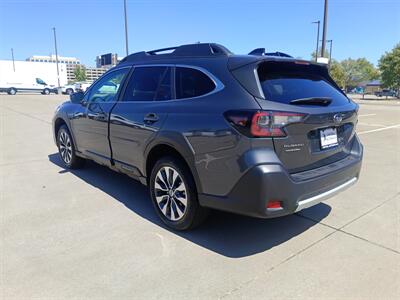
[74, 65, 87, 82]
[329, 60, 346, 89]
[311, 53, 380, 90]
[379, 43, 400, 95]
[340, 58, 380, 90]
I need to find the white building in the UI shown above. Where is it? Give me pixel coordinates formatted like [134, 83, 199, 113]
[26, 55, 80, 82]
[25, 55, 110, 83]
[26, 54, 80, 64]
[85, 67, 107, 82]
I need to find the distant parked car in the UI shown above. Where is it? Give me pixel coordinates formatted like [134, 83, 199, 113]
[352, 87, 364, 94]
[74, 82, 91, 92]
[375, 89, 396, 97]
[61, 84, 76, 95]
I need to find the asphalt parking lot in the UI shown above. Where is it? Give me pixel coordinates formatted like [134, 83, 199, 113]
[1, 94, 399, 299]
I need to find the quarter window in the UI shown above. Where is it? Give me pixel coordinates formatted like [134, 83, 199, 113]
[87, 68, 129, 103]
[175, 67, 216, 99]
[122, 67, 172, 101]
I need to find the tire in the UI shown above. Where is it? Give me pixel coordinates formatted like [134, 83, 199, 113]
[56, 125, 85, 169]
[149, 156, 208, 230]
[43, 88, 50, 95]
[66, 88, 74, 95]
[8, 88, 17, 95]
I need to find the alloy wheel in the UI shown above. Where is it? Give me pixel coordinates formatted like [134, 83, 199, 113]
[154, 166, 188, 221]
[59, 131, 72, 164]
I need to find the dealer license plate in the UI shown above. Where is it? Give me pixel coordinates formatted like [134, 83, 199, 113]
[320, 127, 338, 149]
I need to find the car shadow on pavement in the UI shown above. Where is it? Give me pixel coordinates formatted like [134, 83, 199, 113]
[48, 153, 331, 258]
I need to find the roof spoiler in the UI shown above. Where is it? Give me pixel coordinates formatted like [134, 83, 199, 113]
[248, 48, 293, 58]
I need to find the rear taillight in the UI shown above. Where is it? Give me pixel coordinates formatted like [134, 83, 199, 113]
[225, 110, 306, 138]
[251, 111, 306, 137]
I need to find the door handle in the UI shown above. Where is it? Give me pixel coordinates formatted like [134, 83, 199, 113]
[88, 112, 107, 121]
[144, 113, 159, 124]
[94, 113, 107, 121]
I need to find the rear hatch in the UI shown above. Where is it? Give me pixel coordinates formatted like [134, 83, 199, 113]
[230, 59, 358, 173]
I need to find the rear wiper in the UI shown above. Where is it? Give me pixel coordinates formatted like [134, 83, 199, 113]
[289, 97, 332, 106]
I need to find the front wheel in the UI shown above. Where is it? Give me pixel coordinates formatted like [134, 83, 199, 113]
[43, 88, 50, 95]
[8, 88, 17, 95]
[149, 156, 208, 230]
[57, 125, 85, 169]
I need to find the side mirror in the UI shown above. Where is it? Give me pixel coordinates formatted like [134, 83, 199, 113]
[70, 91, 85, 104]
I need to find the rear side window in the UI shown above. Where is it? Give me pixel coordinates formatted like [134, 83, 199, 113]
[257, 63, 349, 106]
[122, 66, 172, 101]
[175, 67, 215, 99]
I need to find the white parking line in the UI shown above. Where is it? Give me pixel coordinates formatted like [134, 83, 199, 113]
[358, 123, 386, 127]
[358, 124, 400, 135]
[358, 114, 377, 117]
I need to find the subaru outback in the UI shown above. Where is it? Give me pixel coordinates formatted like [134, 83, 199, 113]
[52, 43, 363, 230]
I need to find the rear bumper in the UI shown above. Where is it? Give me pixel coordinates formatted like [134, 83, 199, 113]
[199, 136, 363, 218]
[294, 177, 357, 212]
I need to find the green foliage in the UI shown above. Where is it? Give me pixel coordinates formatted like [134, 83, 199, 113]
[312, 55, 379, 89]
[329, 60, 346, 89]
[74, 65, 87, 82]
[311, 49, 380, 89]
[340, 58, 380, 88]
[378, 43, 400, 92]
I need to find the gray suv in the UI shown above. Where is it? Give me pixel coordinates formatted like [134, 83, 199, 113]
[52, 43, 363, 230]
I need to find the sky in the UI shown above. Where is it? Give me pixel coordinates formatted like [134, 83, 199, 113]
[0, 0, 399, 67]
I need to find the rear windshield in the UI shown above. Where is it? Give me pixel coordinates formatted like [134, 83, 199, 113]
[257, 63, 349, 106]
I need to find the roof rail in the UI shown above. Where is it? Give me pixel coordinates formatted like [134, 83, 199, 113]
[120, 43, 232, 63]
[248, 48, 293, 58]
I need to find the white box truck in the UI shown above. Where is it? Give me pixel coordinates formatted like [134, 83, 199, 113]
[0, 60, 68, 95]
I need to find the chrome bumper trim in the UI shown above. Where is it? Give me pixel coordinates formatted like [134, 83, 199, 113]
[295, 177, 357, 212]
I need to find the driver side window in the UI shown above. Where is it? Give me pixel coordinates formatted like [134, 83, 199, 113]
[87, 68, 129, 103]
[36, 78, 47, 85]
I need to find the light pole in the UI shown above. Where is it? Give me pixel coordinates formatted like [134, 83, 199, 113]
[312, 21, 320, 61]
[123, 0, 129, 56]
[320, 39, 333, 63]
[11, 48, 15, 72]
[52, 27, 61, 88]
[321, 0, 328, 58]
[327, 39, 333, 64]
